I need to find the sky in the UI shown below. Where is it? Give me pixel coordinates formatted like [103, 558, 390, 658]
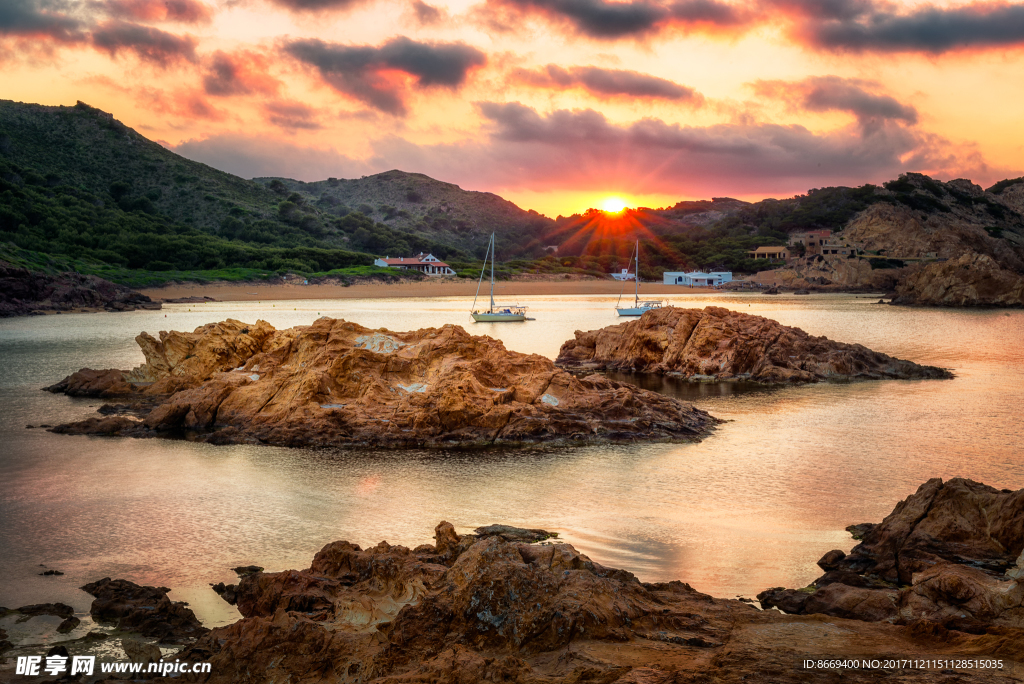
[3, 0, 1024, 216]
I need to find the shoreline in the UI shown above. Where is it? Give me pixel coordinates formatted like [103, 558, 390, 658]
[138, 277, 731, 302]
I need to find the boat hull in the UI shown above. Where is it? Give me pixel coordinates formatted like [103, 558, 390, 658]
[472, 312, 527, 322]
[616, 307, 657, 316]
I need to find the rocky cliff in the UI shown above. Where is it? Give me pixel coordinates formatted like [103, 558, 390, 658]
[0, 260, 159, 317]
[45, 317, 718, 447]
[893, 253, 1024, 307]
[165, 516, 1023, 683]
[556, 306, 951, 383]
[758, 478, 1024, 633]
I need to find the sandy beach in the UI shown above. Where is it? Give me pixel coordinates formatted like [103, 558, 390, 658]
[139, 277, 726, 302]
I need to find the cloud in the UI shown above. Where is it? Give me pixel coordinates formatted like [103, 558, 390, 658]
[0, 0, 85, 42]
[512, 64, 702, 101]
[781, 0, 1024, 53]
[410, 0, 448, 24]
[100, 0, 214, 23]
[91, 19, 196, 64]
[283, 36, 486, 115]
[477, 0, 751, 39]
[203, 50, 281, 96]
[265, 0, 368, 12]
[171, 99, 993, 201]
[263, 100, 322, 129]
[753, 76, 917, 131]
[171, 132, 373, 179]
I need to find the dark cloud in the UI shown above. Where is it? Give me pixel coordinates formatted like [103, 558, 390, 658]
[266, 0, 367, 12]
[479, 0, 750, 39]
[283, 36, 486, 115]
[787, 0, 1024, 53]
[203, 50, 281, 96]
[91, 19, 196, 64]
[754, 76, 917, 131]
[410, 0, 446, 25]
[0, 0, 85, 42]
[263, 100, 322, 129]
[513, 64, 702, 101]
[101, 0, 214, 23]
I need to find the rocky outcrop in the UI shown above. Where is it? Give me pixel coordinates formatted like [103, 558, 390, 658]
[173, 519, 1024, 684]
[893, 252, 1024, 306]
[556, 306, 951, 383]
[81, 578, 208, 644]
[45, 317, 719, 447]
[758, 478, 1024, 632]
[0, 260, 160, 317]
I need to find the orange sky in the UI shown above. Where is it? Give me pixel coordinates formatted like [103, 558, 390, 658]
[3, 0, 1024, 216]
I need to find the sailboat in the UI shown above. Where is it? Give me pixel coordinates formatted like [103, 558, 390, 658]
[471, 233, 527, 322]
[615, 239, 663, 316]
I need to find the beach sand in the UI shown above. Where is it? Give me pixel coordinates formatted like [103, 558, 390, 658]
[139, 277, 725, 302]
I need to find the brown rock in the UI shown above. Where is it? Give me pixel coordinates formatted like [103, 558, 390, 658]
[556, 306, 951, 383]
[0, 259, 159, 318]
[81, 577, 208, 644]
[46, 318, 720, 447]
[893, 252, 1024, 306]
[172, 521, 1024, 684]
[760, 478, 1024, 632]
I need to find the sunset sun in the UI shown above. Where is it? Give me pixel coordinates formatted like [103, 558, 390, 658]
[601, 196, 629, 213]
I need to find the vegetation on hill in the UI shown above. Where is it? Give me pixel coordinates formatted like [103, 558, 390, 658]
[2, 99, 1024, 286]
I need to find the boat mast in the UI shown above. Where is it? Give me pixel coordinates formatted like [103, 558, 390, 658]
[634, 238, 640, 307]
[489, 233, 496, 313]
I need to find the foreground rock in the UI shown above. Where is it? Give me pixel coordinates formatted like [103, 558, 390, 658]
[45, 317, 718, 447]
[81, 578, 208, 644]
[758, 478, 1024, 633]
[556, 306, 951, 382]
[170, 519, 1023, 684]
[0, 260, 160, 317]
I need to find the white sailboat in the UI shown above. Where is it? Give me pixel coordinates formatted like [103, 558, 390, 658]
[615, 238, 663, 316]
[471, 233, 527, 322]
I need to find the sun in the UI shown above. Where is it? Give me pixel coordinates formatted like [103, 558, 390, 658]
[601, 196, 628, 213]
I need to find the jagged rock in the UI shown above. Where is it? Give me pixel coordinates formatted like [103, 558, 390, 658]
[56, 616, 80, 633]
[45, 318, 719, 447]
[170, 520, 1024, 684]
[122, 636, 163, 665]
[0, 259, 159, 317]
[211, 582, 238, 605]
[81, 578, 208, 644]
[472, 524, 557, 542]
[556, 306, 951, 383]
[232, 565, 263, 576]
[893, 252, 1024, 306]
[758, 478, 1024, 632]
[14, 602, 74, 619]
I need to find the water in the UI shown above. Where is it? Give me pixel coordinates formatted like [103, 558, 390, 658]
[1, 293, 1022, 638]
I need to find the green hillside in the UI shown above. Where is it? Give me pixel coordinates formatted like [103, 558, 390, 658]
[255, 170, 555, 260]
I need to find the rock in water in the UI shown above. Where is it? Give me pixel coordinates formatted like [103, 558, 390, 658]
[81, 578, 208, 644]
[170, 519, 1024, 684]
[758, 478, 1024, 630]
[45, 318, 719, 447]
[0, 259, 160, 317]
[556, 306, 952, 382]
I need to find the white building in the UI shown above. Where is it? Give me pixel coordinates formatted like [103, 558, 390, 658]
[374, 253, 456, 276]
[611, 269, 635, 281]
[663, 271, 733, 287]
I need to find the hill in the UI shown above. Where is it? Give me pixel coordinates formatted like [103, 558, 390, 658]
[256, 170, 555, 260]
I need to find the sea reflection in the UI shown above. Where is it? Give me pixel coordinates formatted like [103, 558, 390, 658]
[0, 294, 1022, 630]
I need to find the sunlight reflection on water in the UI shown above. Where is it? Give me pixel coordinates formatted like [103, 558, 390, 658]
[1, 293, 1021, 627]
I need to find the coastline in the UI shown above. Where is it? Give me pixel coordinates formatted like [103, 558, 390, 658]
[138, 277, 727, 302]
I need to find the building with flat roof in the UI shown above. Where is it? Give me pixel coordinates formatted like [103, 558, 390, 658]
[748, 246, 790, 260]
[788, 230, 832, 255]
[374, 253, 456, 276]
[663, 271, 732, 287]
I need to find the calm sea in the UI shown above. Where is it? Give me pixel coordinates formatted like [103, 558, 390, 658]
[1, 292, 1022, 641]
